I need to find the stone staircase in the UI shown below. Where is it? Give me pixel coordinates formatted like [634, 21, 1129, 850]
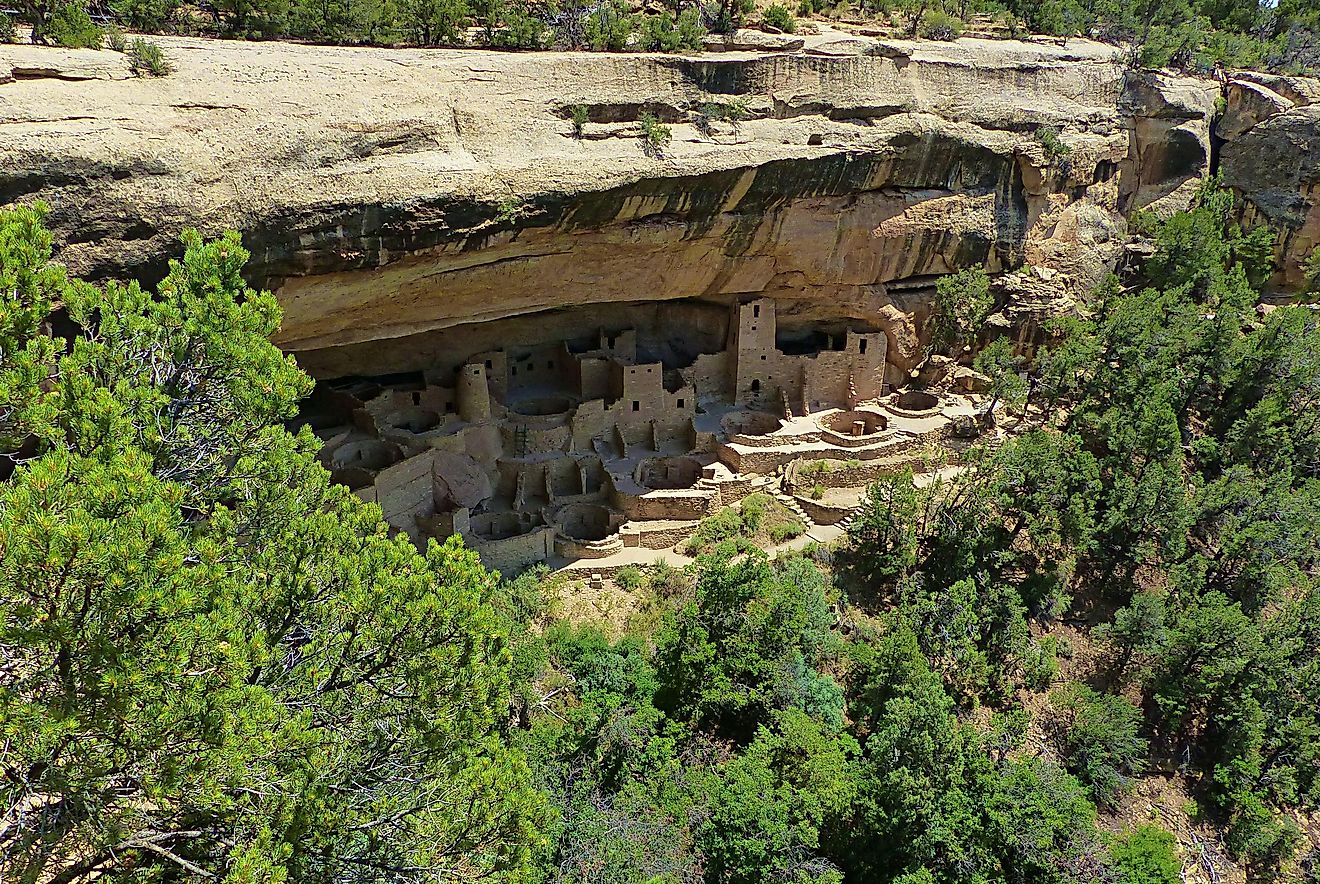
[773, 491, 812, 526]
[834, 504, 862, 533]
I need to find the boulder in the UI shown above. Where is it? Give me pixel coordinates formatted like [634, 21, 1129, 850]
[1217, 78, 1294, 141]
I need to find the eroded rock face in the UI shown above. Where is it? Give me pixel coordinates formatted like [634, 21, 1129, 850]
[0, 33, 1232, 379]
[1218, 75, 1320, 291]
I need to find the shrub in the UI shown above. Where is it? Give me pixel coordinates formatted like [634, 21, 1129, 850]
[767, 518, 805, 544]
[569, 104, 589, 137]
[1305, 246, 1320, 294]
[810, 483, 825, 500]
[696, 99, 749, 129]
[112, 0, 178, 31]
[919, 9, 960, 40]
[648, 560, 691, 597]
[639, 112, 672, 153]
[1223, 789, 1301, 867]
[128, 38, 173, 76]
[614, 565, 646, 592]
[1110, 825, 1181, 884]
[104, 24, 127, 51]
[1051, 684, 1148, 806]
[584, 0, 633, 50]
[1128, 209, 1162, 238]
[707, 0, 755, 34]
[497, 1, 547, 48]
[47, 3, 103, 47]
[762, 2, 795, 32]
[1035, 125, 1073, 162]
[739, 493, 770, 532]
[931, 266, 993, 352]
[637, 8, 704, 51]
[686, 508, 745, 554]
[0, 12, 16, 42]
[1021, 636, 1060, 690]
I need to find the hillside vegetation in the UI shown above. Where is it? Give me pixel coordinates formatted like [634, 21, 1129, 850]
[2, 180, 1320, 881]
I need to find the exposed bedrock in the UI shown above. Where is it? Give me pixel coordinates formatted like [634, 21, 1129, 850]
[9, 33, 1303, 380]
[1217, 73, 1320, 290]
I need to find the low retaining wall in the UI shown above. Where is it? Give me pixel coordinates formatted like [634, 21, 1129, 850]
[474, 526, 556, 576]
[611, 487, 718, 521]
[555, 533, 625, 559]
[621, 521, 699, 550]
[793, 494, 854, 525]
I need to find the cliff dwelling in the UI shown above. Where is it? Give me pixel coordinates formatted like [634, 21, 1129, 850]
[300, 295, 980, 573]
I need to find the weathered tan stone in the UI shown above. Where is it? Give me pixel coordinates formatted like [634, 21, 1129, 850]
[0, 33, 1226, 380]
[702, 29, 805, 51]
[1218, 78, 1294, 141]
[1220, 104, 1320, 290]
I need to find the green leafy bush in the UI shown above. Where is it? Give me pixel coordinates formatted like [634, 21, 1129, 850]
[0, 12, 16, 42]
[569, 103, 590, 137]
[111, 0, 179, 31]
[1035, 125, 1072, 161]
[762, 2, 795, 31]
[614, 565, 646, 592]
[707, 0, 756, 33]
[104, 23, 127, 50]
[1303, 245, 1320, 295]
[47, 3, 103, 47]
[1110, 825, 1181, 884]
[931, 266, 992, 352]
[128, 37, 172, 75]
[768, 518, 805, 544]
[919, 9, 960, 40]
[639, 112, 672, 152]
[497, 0, 548, 47]
[1052, 684, 1147, 806]
[740, 493, 769, 532]
[1021, 636, 1060, 690]
[637, 7, 704, 50]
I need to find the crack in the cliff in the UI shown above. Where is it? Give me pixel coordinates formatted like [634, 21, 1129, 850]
[1208, 80, 1228, 178]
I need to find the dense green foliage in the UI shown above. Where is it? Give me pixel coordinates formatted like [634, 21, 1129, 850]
[0, 205, 545, 880]
[508, 182, 1320, 878]
[5, 171, 1320, 883]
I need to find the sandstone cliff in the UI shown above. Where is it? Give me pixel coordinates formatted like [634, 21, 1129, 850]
[0, 33, 1312, 379]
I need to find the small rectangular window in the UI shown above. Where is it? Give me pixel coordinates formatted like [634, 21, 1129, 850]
[753, 304, 760, 318]
[511, 366, 517, 376]
[485, 359, 493, 369]
[677, 398, 685, 409]
[859, 338, 868, 354]
[632, 401, 640, 412]
[760, 354, 767, 361]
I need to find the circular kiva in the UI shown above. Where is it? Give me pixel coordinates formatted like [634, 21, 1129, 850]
[820, 410, 888, 436]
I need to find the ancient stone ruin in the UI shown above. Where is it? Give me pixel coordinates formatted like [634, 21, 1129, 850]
[302, 297, 976, 573]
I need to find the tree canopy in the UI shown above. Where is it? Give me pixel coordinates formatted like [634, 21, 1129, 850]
[0, 205, 545, 882]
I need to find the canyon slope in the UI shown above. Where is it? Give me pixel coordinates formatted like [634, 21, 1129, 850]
[1, 33, 1316, 379]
